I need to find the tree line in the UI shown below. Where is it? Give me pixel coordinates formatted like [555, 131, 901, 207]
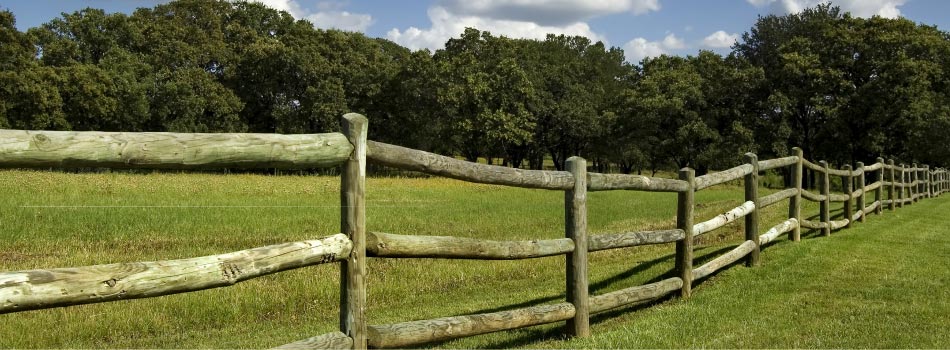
[1, 1, 949, 173]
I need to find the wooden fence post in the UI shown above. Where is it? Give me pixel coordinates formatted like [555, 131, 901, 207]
[911, 163, 918, 203]
[565, 156, 589, 338]
[897, 163, 905, 209]
[875, 157, 884, 215]
[744, 153, 760, 266]
[888, 159, 896, 211]
[925, 165, 932, 198]
[856, 162, 866, 223]
[340, 113, 368, 350]
[789, 147, 803, 241]
[676, 168, 695, 298]
[843, 164, 853, 228]
[819, 160, 831, 236]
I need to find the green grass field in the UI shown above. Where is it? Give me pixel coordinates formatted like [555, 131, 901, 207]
[0, 170, 946, 348]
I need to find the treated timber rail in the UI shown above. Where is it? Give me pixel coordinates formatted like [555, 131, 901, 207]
[1, 115, 948, 349]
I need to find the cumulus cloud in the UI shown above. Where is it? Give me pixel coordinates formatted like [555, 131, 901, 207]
[388, 0, 660, 51]
[702, 30, 738, 48]
[244, 0, 374, 31]
[305, 11, 374, 31]
[623, 33, 685, 63]
[440, 0, 661, 26]
[746, 0, 906, 18]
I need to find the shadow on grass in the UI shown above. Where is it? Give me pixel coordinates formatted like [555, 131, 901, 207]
[415, 244, 742, 349]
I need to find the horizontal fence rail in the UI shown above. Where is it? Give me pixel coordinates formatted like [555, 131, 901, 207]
[0, 130, 352, 169]
[0, 234, 352, 314]
[1, 114, 947, 349]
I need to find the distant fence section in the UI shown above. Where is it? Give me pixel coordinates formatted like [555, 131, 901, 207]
[0, 113, 947, 349]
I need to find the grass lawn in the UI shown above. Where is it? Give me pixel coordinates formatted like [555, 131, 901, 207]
[0, 169, 946, 348]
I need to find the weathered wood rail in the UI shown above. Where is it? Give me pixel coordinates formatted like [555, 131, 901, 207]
[1, 115, 948, 349]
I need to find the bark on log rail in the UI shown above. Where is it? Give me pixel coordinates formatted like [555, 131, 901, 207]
[692, 201, 755, 237]
[0, 130, 351, 169]
[758, 219, 799, 245]
[825, 167, 850, 176]
[758, 188, 798, 209]
[365, 232, 574, 259]
[0, 234, 352, 314]
[865, 181, 883, 192]
[694, 164, 753, 190]
[800, 189, 825, 202]
[800, 219, 824, 229]
[828, 219, 850, 230]
[863, 162, 884, 171]
[851, 188, 864, 199]
[367, 303, 575, 348]
[757, 156, 798, 171]
[366, 141, 573, 190]
[274, 331, 353, 350]
[803, 159, 825, 173]
[587, 173, 689, 192]
[589, 277, 683, 313]
[828, 193, 851, 202]
[692, 240, 756, 280]
[588, 230, 685, 252]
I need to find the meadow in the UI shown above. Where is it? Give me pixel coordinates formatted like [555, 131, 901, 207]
[0, 169, 945, 348]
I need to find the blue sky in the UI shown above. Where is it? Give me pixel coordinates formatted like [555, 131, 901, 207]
[4, 0, 950, 62]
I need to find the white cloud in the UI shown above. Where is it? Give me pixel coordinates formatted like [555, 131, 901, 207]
[440, 0, 661, 26]
[746, 0, 906, 18]
[305, 11, 374, 32]
[387, 5, 607, 51]
[244, 0, 374, 31]
[623, 33, 684, 63]
[702, 30, 738, 48]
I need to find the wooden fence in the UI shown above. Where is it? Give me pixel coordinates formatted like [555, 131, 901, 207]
[0, 113, 947, 349]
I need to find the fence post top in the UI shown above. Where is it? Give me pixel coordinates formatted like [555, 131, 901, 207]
[566, 156, 585, 163]
[342, 112, 368, 124]
[819, 160, 829, 167]
[856, 161, 864, 167]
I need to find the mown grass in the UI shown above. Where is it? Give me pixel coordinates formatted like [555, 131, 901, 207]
[0, 169, 944, 348]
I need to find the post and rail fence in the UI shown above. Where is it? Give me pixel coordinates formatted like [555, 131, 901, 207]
[0, 113, 946, 349]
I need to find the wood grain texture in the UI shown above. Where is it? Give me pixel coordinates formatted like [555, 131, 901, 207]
[366, 141, 573, 190]
[800, 219, 824, 229]
[820, 161, 831, 236]
[0, 130, 351, 169]
[842, 165, 853, 228]
[803, 159, 825, 173]
[340, 113, 368, 349]
[564, 156, 589, 338]
[828, 219, 849, 230]
[759, 188, 798, 209]
[367, 303, 575, 348]
[758, 219, 799, 246]
[587, 173, 688, 192]
[0, 234, 351, 314]
[589, 277, 683, 313]
[744, 153, 760, 267]
[800, 189, 826, 202]
[694, 164, 753, 190]
[588, 230, 685, 252]
[692, 240, 756, 280]
[676, 168, 695, 298]
[865, 181, 883, 192]
[863, 162, 884, 171]
[789, 147, 804, 241]
[828, 193, 851, 202]
[757, 156, 798, 171]
[692, 201, 755, 237]
[888, 159, 896, 211]
[274, 332, 353, 350]
[856, 162, 866, 223]
[366, 232, 574, 259]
